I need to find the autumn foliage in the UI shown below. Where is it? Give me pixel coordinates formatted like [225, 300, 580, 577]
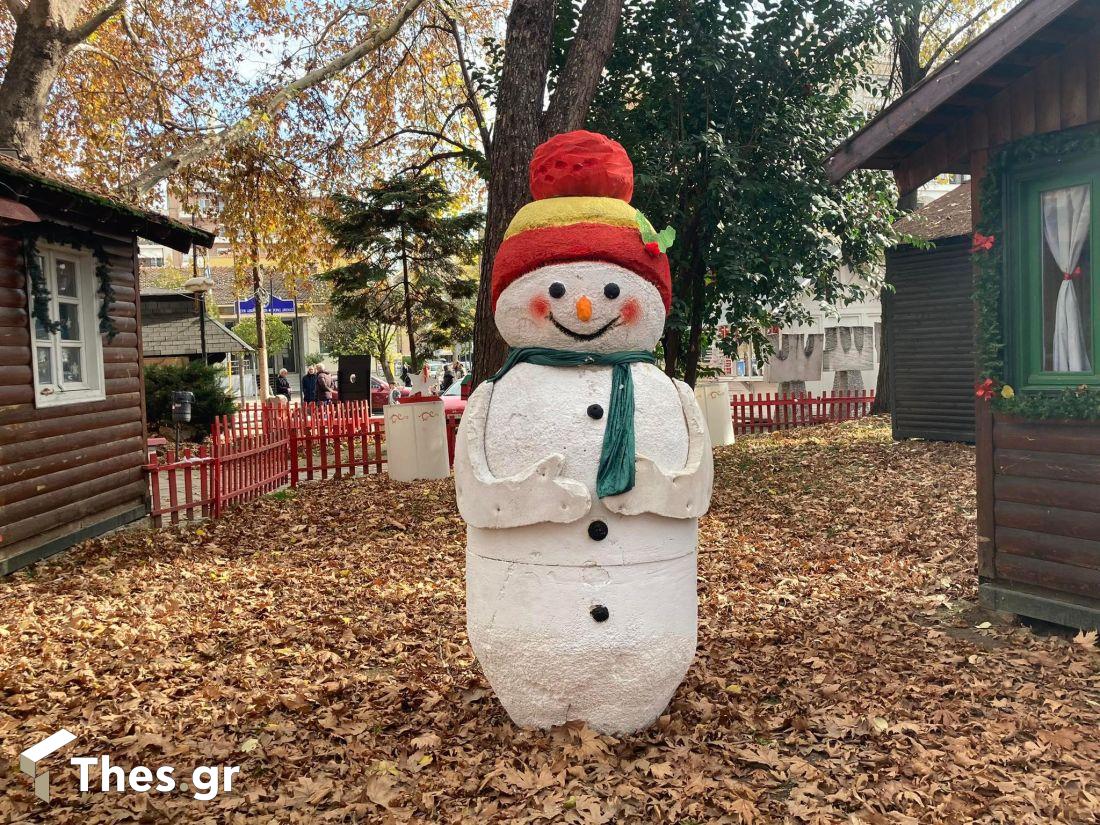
[0, 419, 1097, 821]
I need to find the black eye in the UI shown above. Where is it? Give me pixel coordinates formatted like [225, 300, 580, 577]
[548, 282, 566, 299]
[604, 283, 620, 299]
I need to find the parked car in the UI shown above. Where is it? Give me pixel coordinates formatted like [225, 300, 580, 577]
[371, 376, 410, 411]
[324, 373, 409, 410]
[441, 375, 469, 414]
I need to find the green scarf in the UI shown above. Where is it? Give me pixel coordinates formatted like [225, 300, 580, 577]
[488, 347, 657, 497]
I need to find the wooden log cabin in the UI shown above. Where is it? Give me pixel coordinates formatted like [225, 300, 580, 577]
[828, 0, 1100, 629]
[0, 156, 213, 574]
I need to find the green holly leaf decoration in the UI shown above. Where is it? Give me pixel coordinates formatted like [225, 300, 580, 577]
[635, 209, 675, 253]
[656, 224, 676, 252]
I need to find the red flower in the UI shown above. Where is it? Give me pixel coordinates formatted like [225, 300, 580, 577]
[971, 233, 995, 254]
[644, 241, 661, 257]
[975, 377, 998, 400]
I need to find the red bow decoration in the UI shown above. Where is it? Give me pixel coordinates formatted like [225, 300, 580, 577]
[1063, 266, 1083, 281]
[975, 377, 998, 401]
[971, 232, 995, 254]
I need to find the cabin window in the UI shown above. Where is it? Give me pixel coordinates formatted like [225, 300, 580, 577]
[1008, 155, 1100, 389]
[27, 246, 106, 407]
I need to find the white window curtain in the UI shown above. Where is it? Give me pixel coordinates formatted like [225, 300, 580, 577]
[1041, 184, 1091, 372]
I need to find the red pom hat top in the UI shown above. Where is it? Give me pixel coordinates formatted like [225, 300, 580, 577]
[529, 130, 634, 202]
[492, 130, 671, 312]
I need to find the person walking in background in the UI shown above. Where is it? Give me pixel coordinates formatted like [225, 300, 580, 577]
[401, 364, 411, 388]
[316, 365, 333, 403]
[302, 365, 318, 404]
[440, 364, 455, 393]
[275, 368, 292, 403]
[453, 362, 465, 380]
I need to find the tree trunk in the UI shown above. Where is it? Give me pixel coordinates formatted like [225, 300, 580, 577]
[683, 263, 706, 389]
[871, 281, 893, 414]
[399, 225, 419, 372]
[378, 347, 395, 384]
[0, 0, 126, 161]
[874, 7, 928, 414]
[681, 221, 709, 388]
[471, 0, 557, 387]
[471, 0, 623, 386]
[662, 328, 681, 379]
[250, 229, 269, 399]
[0, 11, 72, 160]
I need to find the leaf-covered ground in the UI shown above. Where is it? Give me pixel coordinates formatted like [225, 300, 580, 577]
[1, 418, 1098, 823]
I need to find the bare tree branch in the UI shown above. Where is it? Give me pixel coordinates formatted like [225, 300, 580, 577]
[373, 126, 470, 152]
[3, 0, 27, 19]
[66, 0, 127, 44]
[443, 15, 491, 153]
[924, 2, 998, 69]
[542, 0, 623, 137]
[125, 0, 429, 195]
[398, 150, 468, 175]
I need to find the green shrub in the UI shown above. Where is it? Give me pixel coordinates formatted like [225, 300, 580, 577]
[144, 361, 236, 437]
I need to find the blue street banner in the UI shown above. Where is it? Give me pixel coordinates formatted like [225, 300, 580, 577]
[237, 294, 296, 315]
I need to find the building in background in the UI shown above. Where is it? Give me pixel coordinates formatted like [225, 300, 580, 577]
[707, 176, 966, 397]
[139, 191, 330, 388]
[140, 286, 254, 370]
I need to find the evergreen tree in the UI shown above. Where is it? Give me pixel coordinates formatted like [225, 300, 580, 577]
[319, 175, 483, 372]
[588, 0, 900, 385]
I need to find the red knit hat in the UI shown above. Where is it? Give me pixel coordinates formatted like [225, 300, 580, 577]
[491, 131, 672, 311]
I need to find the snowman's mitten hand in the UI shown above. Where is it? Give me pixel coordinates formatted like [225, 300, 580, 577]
[528, 454, 592, 522]
[603, 454, 711, 519]
[455, 451, 591, 528]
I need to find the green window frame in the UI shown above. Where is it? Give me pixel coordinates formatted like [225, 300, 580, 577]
[1006, 150, 1100, 391]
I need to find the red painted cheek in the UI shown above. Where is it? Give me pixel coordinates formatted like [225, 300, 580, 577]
[620, 297, 642, 325]
[528, 296, 551, 320]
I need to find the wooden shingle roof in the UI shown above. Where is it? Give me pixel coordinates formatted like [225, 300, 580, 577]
[894, 185, 972, 242]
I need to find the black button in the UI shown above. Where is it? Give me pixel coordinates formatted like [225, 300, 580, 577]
[587, 403, 604, 420]
[590, 605, 609, 622]
[548, 281, 566, 299]
[587, 520, 608, 541]
[604, 282, 620, 299]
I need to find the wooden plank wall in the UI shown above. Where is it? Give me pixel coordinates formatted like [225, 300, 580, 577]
[896, 22, 1100, 194]
[886, 238, 976, 442]
[0, 222, 147, 567]
[990, 416, 1100, 606]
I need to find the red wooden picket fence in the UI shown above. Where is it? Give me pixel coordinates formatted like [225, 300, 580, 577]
[290, 400, 385, 483]
[146, 400, 465, 526]
[146, 389, 875, 526]
[730, 390, 875, 435]
[146, 446, 215, 526]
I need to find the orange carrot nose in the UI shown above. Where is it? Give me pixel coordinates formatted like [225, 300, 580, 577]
[575, 296, 592, 322]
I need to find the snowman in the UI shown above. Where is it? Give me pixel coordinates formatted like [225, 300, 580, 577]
[454, 130, 713, 734]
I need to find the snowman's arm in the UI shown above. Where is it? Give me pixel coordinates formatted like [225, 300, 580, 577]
[453, 381, 591, 528]
[603, 379, 714, 518]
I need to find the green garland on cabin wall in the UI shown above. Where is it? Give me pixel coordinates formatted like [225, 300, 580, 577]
[22, 223, 119, 342]
[973, 126, 1100, 421]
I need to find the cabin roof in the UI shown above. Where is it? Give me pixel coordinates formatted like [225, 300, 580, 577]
[827, 0, 1100, 183]
[0, 156, 214, 253]
[894, 185, 972, 242]
[141, 313, 253, 357]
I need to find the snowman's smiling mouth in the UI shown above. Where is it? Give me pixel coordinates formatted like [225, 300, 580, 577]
[549, 313, 621, 341]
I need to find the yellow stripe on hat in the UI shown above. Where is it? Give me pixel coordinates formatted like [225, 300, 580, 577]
[503, 196, 637, 241]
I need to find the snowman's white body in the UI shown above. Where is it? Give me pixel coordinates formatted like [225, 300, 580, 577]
[466, 362, 697, 732]
[456, 260, 712, 734]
